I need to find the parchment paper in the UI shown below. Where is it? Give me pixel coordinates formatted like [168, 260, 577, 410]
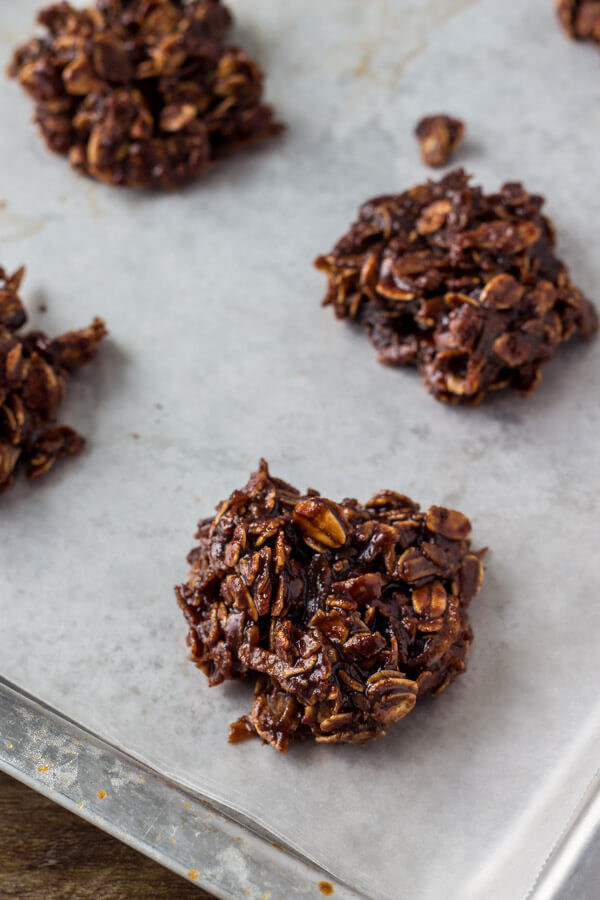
[1, 2, 599, 898]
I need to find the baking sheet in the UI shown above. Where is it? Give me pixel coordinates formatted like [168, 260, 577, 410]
[1, 2, 600, 899]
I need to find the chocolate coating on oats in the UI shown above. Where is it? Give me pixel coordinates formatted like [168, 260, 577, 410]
[8, 0, 281, 189]
[556, 0, 600, 42]
[0, 265, 106, 493]
[415, 114, 465, 168]
[315, 169, 598, 404]
[176, 461, 483, 752]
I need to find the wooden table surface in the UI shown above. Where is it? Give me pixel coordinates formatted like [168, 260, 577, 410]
[0, 771, 214, 899]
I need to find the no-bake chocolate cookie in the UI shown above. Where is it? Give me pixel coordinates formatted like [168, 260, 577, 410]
[556, 0, 600, 43]
[176, 461, 484, 752]
[8, 0, 281, 189]
[0, 265, 106, 492]
[315, 169, 597, 404]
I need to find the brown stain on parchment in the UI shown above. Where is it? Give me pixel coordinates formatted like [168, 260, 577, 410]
[86, 186, 104, 220]
[0, 202, 45, 241]
[391, 0, 479, 83]
[352, 46, 375, 79]
[345, 0, 479, 87]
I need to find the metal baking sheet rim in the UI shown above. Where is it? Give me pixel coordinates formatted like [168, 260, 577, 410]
[1, 676, 599, 900]
[0, 677, 362, 900]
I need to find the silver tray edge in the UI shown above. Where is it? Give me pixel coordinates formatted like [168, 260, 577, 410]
[529, 766, 600, 900]
[0, 677, 363, 900]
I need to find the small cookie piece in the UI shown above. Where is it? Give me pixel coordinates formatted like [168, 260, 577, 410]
[0, 265, 106, 492]
[176, 460, 484, 752]
[315, 169, 597, 404]
[415, 114, 465, 167]
[8, 0, 281, 189]
[556, 0, 600, 42]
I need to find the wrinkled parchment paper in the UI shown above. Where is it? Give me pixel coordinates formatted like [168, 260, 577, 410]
[1, 2, 599, 898]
